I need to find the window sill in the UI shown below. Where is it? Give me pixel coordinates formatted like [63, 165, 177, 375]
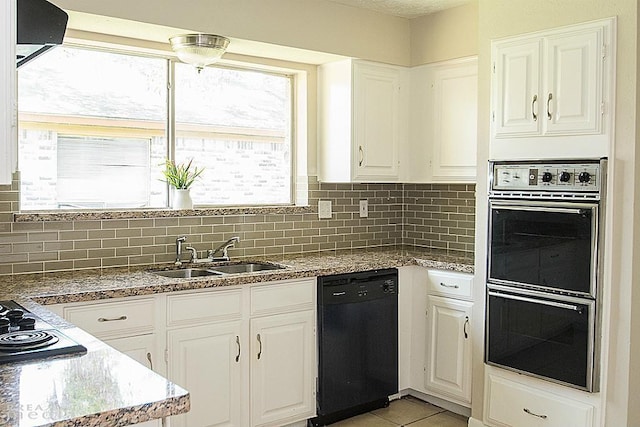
[14, 205, 314, 222]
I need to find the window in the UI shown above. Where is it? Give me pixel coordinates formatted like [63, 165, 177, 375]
[17, 45, 293, 210]
[174, 63, 292, 206]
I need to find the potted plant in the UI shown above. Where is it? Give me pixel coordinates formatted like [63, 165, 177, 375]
[162, 158, 204, 209]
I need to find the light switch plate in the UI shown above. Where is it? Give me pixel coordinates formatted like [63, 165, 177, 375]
[359, 200, 368, 218]
[318, 200, 332, 219]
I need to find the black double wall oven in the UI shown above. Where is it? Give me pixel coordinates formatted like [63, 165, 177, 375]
[485, 159, 606, 392]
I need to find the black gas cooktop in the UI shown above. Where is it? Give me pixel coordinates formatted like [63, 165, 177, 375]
[0, 300, 86, 364]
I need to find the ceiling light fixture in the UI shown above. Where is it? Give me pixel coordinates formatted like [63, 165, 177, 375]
[169, 34, 230, 73]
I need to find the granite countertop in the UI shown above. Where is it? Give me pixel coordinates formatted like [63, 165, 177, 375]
[0, 297, 189, 427]
[0, 246, 473, 427]
[2, 246, 474, 305]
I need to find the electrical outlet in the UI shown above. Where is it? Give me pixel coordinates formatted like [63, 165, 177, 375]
[359, 200, 368, 218]
[318, 200, 332, 219]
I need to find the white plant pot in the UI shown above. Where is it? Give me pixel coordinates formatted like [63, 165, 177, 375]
[172, 189, 193, 210]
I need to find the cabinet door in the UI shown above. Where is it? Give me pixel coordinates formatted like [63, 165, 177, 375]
[545, 27, 603, 135]
[104, 334, 156, 371]
[105, 335, 161, 427]
[352, 62, 401, 181]
[0, 0, 16, 185]
[430, 58, 477, 181]
[425, 295, 472, 403]
[168, 321, 242, 427]
[250, 310, 315, 427]
[493, 39, 542, 138]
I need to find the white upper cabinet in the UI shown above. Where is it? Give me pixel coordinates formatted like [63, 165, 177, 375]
[0, 0, 17, 185]
[409, 57, 478, 183]
[491, 18, 615, 159]
[318, 59, 408, 183]
[492, 40, 542, 137]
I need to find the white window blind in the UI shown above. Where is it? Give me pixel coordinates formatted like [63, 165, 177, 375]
[57, 136, 150, 209]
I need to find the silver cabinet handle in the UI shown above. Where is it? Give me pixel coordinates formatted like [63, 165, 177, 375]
[235, 335, 241, 363]
[358, 146, 364, 167]
[547, 93, 553, 120]
[532, 94, 538, 121]
[523, 408, 548, 419]
[463, 316, 469, 339]
[257, 333, 262, 360]
[146, 352, 153, 371]
[97, 315, 127, 322]
[440, 282, 459, 289]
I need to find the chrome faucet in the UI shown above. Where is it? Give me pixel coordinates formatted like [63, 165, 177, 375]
[208, 236, 240, 261]
[175, 236, 187, 265]
[185, 246, 198, 263]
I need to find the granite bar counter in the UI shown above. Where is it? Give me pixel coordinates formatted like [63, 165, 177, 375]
[0, 307, 189, 427]
[0, 246, 472, 427]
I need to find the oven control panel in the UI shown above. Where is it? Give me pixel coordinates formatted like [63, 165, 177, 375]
[491, 160, 603, 193]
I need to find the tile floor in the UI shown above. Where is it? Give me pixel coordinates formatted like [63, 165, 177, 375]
[330, 396, 469, 427]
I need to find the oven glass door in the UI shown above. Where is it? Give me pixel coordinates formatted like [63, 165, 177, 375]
[488, 201, 597, 296]
[486, 287, 595, 391]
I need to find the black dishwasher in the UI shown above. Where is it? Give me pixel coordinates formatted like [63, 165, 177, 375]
[311, 268, 398, 426]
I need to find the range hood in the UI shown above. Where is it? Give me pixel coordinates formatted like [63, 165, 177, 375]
[17, 0, 68, 67]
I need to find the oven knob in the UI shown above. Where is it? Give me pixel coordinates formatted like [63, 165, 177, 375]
[6, 309, 24, 326]
[559, 171, 571, 182]
[542, 172, 553, 183]
[17, 317, 36, 331]
[0, 317, 9, 334]
[578, 171, 591, 183]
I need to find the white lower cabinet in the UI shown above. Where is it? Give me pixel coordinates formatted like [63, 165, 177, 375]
[50, 297, 162, 427]
[425, 295, 472, 403]
[51, 278, 316, 427]
[250, 310, 315, 427]
[407, 267, 474, 407]
[168, 320, 243, 427]
[485, 373, 595, 427]
[104, 334, 156, 371]
[166, 278, 316, 427]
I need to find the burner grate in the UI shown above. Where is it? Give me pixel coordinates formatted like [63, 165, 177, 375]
[0, 330, 59, 352]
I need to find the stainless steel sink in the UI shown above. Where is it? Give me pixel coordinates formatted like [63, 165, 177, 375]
[151, 268, 222, 278]
[210, 262, 285, 274]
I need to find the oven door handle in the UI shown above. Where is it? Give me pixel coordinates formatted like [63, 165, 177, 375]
[491, 204, 589, 215]
[488, 290, 584, 312]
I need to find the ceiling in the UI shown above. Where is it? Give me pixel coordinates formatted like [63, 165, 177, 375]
[326, 0, 471, 18]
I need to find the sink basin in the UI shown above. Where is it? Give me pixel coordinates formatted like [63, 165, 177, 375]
[210, 262, 285, 274]
[152, 268, 222, 278]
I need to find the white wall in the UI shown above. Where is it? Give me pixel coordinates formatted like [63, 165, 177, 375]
[475, 1, 639, 426]
[410, 1, 478, 66]
[50, 0, 411, 66]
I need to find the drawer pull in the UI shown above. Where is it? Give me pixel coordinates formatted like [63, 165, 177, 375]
[235, 335, 241, 363]
[97, 315, 128, 322]
[523, 408, 548, 419]
[440, 282, 459, 289]
[146, 352, 153, 371]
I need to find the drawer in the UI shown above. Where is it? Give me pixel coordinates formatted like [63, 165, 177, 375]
[167, 289, 242, 327]
[63, 298, 155, 338]
[485, 374, 594, 427]
[250, 278, 315, 316]
[427, 270, 473, 300]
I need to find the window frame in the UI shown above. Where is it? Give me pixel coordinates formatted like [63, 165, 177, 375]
[16, 40, 301, 213]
